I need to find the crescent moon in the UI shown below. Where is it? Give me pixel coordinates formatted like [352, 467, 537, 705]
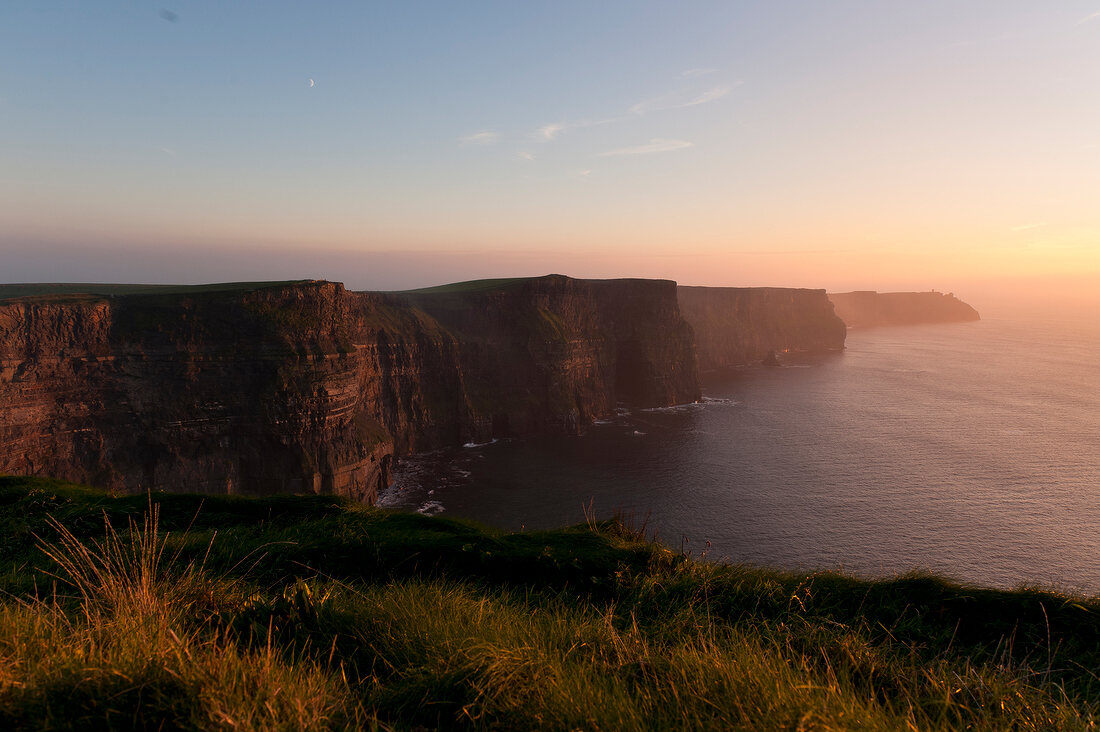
[309, 79, 315, 87]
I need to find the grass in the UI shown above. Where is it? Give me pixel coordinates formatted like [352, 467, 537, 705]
[397, 277, 533, 295]
[0, 281, 309, 303]
[0, 475, 1097, 729]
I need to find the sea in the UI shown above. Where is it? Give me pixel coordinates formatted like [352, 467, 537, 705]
[379, 315, 1100, 596]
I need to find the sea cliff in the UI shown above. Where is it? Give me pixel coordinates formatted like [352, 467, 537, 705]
[677, 286, 847, 370]
[0, 277, 699, 501]
[0, 283, 391, 502]
[827, 291, 981, 328]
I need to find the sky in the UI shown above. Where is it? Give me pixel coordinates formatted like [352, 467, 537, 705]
[2, 1, 1099, 307]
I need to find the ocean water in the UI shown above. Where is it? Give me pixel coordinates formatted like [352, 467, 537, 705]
[380, 316, 1100, 595]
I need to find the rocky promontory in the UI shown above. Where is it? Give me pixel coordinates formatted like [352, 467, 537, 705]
[0, 277, 699, 502]
[677, 286, 847, 370]
[827, 291, 980, 328]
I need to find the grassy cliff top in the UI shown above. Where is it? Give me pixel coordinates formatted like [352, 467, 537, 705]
[1, 275, 687, 304]
[0, 280, 315, 304]
[397, 274, 679, 297]
[0, 475, 1096, 729]
[397, 277, 532, 295]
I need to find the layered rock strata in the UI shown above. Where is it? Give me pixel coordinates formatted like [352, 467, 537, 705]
[677, 286, 847, 370]
[0, 277, 700, 501]
[406, 276, 699, 438]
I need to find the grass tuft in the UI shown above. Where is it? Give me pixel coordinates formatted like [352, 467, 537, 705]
[37, 503, 192, 626]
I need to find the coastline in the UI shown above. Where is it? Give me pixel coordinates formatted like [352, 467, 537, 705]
[381, 318, 1100, 597]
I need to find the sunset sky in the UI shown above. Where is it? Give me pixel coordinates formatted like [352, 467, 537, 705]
[2, 1, 1099, 304]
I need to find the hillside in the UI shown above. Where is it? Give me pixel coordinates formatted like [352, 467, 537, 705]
[0, 476, 1095, 729]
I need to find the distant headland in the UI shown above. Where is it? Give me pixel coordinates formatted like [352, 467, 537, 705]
[827, 290, 980, 328]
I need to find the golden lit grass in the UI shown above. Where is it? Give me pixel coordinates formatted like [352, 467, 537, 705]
[0, 481, 1096, 730]
[0, 505, 369, 730]
[332, 579, 1092, 730]
[0, 601, 365, 729]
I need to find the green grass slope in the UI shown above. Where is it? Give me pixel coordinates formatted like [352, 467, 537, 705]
[397, 277, 531, 295]
[0, 475, 1096, 730]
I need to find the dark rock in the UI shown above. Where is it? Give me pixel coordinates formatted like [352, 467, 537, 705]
[677, 286, 846, 370]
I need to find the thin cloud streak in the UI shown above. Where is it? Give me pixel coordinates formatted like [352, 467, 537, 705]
[687, 85, 736, 106]
[533, 117, 624, 142]
[629, 84, 737, 115]
[1077, 10, 1100, 24]
[533, 80, 738, 143]
[1010, 222, 1047, 232]
[459, 131, 499, 146]
[599, 138, 694, 156]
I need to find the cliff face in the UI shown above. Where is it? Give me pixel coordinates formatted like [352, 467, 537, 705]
[677, 287, 847, 370]
[406, 276, 699, 439]
[0, 284, 392, 502]
[0, 276, 700, 500]
[827, 291, 980, 328]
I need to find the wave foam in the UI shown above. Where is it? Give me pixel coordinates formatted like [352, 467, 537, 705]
[641, 401, 704, 414]
[463, 438, 499, 449]
[417, 500, 445, 516]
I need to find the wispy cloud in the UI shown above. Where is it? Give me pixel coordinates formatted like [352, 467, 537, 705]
[515, 151, 536, 162]
[600, 138, 694, 156]
[1077, 10, 1100, 24]
[1010, 222, 1047, 232]
[535, 123, 566, 141]
[576, 169, 593, 177]
[533, 117, 623, 142]
[629, 84, 738, 115]
[680, 67, 718, 78]
[459, 130, 499, 146]
[688, 85, 736, 105]
[532, 78, 739, 146]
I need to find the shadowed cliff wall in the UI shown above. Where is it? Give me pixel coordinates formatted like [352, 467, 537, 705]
[677, 286, 847, 370]
[0, 283, 394, 502]
[828, 291, 980, 328]
[405, 275, 699, 438]
[0, 276, 700, 500]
